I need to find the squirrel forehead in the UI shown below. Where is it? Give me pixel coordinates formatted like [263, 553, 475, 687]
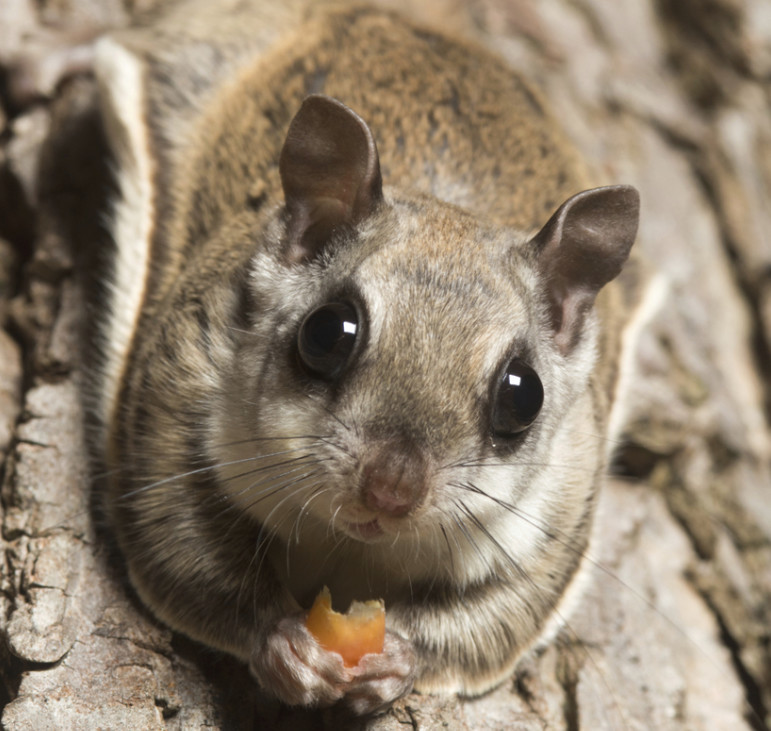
[352, 207, 534, 320]
[350, 240, 536, 383]
[350, 198, 529, 285]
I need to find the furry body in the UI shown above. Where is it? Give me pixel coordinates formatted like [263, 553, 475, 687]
[92, 0, 645, 711]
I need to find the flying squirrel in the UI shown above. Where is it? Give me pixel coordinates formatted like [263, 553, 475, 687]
[86, 0, 656, 714]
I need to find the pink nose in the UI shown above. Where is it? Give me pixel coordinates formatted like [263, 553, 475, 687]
[359, 442, 428, 518]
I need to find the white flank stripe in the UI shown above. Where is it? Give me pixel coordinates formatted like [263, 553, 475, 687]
[93, 37, 155, 444]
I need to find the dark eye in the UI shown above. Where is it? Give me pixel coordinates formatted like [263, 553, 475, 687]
[297, 302, 359, 379]
[491, 359, 543, 437]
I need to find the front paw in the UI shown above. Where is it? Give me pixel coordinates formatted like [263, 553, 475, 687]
[344, 630, 417, 715]
[250, 620, 416, 714]
[250, 615, 351, 707]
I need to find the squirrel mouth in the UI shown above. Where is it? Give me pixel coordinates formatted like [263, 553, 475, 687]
[345, 519, 384, 541]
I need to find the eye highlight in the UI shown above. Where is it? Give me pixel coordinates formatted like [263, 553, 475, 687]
[491, 359, 543, 438]
[297, 302, 359, 379]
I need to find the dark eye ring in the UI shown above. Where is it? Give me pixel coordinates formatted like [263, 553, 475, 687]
[491, 359, 544, 438]
[297, 302, 359, 380]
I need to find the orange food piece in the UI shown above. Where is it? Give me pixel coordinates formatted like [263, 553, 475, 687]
[305, 587, 385, 667]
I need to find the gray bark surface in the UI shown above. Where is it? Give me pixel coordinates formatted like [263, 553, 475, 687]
[1, 0, 769, 729]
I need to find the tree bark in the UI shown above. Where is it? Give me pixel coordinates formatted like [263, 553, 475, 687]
[1, 0, 769, 729]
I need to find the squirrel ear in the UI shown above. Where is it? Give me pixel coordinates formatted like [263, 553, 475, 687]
[279, 95, 383, 263]
[531, 185, 640, 355]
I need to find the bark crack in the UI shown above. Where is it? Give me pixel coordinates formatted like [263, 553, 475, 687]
[695, 584, 769, 731]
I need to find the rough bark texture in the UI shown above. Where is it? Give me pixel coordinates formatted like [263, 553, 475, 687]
[1, 0, 769, 729]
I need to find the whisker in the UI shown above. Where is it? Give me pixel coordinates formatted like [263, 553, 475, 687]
[404, 540, 414, 603]
[252, 471, 324, 564]
[439, 524, 455, 576]
[451, 479, 757, 727]
[206, 433, 331, 450]
[236, 529, 277, 626]
[253, 520, 288, 598]
[450, 480, 680, 629]
[315, 435, 354, 459]
[153, 457, 327, 531]
[223, 456, 330, 504]
[292, 485, 330, 545]
[559, 427, 627, 448]
[450, 509, 488, 569]
[119, 457, 257, 499]
[88, 466, 124, 481]
[301, 390, 352, 433]
[455, 499, 529, 584]
[452, 493, 631, 728]
[328, 503, 344, 542]
[440, 457, 600, 475]
[240, 469, 326, 516]
[121, 448, 318, 499]
[419, 524, 446, 596]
